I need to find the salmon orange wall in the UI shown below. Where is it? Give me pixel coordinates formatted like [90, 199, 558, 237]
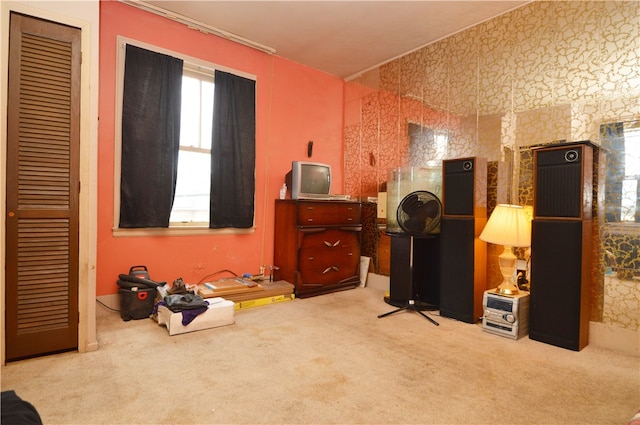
[97, 0, 345, 295]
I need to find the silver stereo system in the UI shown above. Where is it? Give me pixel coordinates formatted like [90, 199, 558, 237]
[482, 290, 530, 339]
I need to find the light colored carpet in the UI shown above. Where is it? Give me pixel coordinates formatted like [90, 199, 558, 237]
[2, 286, 639, 424]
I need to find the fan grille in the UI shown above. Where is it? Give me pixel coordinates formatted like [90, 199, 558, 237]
[397, 191, 442, 235]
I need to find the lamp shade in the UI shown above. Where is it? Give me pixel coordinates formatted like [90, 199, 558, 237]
[479, 204, 531, 247]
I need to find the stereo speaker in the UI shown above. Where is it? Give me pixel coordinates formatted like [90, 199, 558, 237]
[440, 217, 486, 322]
[443, 158, 477, 216]
[439, 157, 487, 323]
[529, 219, 591, 350]
[534, 143, 593, 220]
[388, 235, 440, 308]
[530, 142, 594, 351]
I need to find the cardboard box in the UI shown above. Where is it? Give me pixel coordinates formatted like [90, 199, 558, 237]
[156, 297, 234, 336]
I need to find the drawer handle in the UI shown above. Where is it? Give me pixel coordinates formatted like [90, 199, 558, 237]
[322, 266, 339, 274]
[323, 240, 340, 247]
[308, 256, 314, 261]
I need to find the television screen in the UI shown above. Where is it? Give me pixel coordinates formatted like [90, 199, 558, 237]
[286, 161, 332, 199]
[300, 163, 330, 194]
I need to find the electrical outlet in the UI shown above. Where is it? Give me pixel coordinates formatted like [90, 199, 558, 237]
[377, 192, 387, 218]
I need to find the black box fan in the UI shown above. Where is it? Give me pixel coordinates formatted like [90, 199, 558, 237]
[396, 190, 442, 236]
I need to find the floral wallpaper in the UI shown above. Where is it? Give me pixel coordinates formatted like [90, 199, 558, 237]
[344, 1, 640, 331]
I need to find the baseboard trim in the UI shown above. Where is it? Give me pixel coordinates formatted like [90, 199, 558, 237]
[96, 294, 119, 312]
[82, 341, 99, 352]
[366, 273, 390, 292]
[589, 321, 639, 356]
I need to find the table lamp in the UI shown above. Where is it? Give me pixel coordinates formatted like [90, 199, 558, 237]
[479, 204, 531, 295]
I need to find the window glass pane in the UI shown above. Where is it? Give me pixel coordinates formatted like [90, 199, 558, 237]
[170, 150, 210, 223]
[621, 179, 637, 222]
[201, 81, 214, 150]
[624, 130, 640, 177]
[622, 127, 639, 222]
[171, 70, 214, 225]
[180, 76, 200, 148]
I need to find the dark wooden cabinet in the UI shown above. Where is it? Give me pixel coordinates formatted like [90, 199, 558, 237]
[274, 200, 362, 297]
[377, 229, 391, 276]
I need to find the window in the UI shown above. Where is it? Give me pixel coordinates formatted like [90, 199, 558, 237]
[621, 127, 640, 222]
[170, 69, 214, 225]
[601, 119, 640, 224]
[116, 39, 256, 233]
[408, 123, 448, 167]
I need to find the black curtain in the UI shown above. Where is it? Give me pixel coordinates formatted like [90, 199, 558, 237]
[119, 45, 183, 228]
[210, 70, 256, 228]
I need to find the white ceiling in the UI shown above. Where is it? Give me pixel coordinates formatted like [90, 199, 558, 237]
[139, 1, 531, 80]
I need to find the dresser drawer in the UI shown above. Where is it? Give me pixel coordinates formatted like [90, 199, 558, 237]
[298, 229, 360, 285]
[297, 201, 361, 226]
[274, 199, 362, 298]
[299, 228, 359, 251]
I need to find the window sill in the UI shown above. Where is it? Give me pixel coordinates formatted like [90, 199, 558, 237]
[601, 222, 640, 236]
[112, 226, 255, 238]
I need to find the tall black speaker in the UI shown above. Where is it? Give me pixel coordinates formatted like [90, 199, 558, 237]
[388, 235, 440, 308]
[440, 157, 487, 323]
[530, 142, 594, 351]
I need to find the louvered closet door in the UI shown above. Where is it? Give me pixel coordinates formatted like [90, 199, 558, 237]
[6, 13, 80, 361]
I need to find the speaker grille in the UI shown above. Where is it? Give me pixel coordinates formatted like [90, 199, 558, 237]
[439, 217, 476, 323]
[529, 219, 585, 350]
[389, 236, 413, 303]
[443, 159, 475, 216]
[535, 147, 583, 218]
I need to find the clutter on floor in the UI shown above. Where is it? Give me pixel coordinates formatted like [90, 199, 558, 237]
[198, 279, 294, 303]
[155, 297, 235, 336]
[152, 279, 294, 334]
[116, 267, 295, 335]
[196, 277, 264, 298]
[232, 280, 295, 310]
[151, 278, 234, 335]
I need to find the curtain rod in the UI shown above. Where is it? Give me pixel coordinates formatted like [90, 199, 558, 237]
[119, 0, 276, 55]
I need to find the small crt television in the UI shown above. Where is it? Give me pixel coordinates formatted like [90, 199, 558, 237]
[285, 161, 332, 199]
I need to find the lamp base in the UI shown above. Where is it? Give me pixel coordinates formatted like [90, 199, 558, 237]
[497, 281, 519, 295]
[497, 246, 519, 295]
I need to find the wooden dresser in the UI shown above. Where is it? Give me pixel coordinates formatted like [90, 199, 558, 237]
[273, 200, 362, 298]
